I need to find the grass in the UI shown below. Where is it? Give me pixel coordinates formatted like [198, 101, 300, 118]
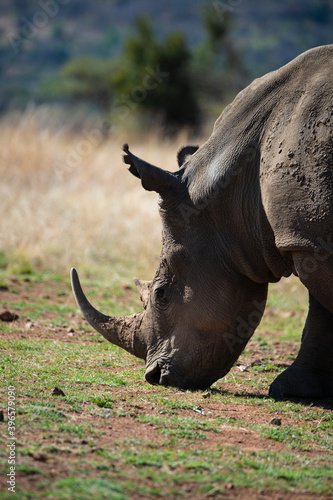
[0, 274, 332, 499]
[0, 110, 196, 282]
[0, 114, 333, 498]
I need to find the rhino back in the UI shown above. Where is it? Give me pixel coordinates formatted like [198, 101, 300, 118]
[260, 47, 333, 251]
[186, 46, 333, 255]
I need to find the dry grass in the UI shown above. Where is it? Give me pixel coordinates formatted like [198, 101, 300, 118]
[0, 109, 198, 282]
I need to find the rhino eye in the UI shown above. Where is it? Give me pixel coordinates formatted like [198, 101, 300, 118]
[155, 287, 166, 300]
[154, 286, 170, 307]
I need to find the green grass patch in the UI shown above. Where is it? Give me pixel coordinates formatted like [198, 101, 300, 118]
[48, 477, 127, 500]
[0, 271, 332, 498]
[91, 396, 114, 408]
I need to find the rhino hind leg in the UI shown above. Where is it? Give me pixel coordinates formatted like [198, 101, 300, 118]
[270, 292, 333, 399]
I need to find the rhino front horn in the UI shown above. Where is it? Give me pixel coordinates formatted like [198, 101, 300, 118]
[70, 268, 147, 360]
[123, 143, 183, 197]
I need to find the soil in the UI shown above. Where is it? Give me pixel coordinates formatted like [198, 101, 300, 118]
[0, 277, 332, 500]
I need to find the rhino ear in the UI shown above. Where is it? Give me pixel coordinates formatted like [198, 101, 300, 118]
[123, 144, 182, 196]
[177, 145, 199, 167]
[133, 278, 151, 309]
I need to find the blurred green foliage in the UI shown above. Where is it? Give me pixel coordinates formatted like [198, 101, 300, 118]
[59, 57, 116, 110]
[110, 17, 201, 129]
[40, 11, 243, 131]
[2, 0, 332, 129]
[191, 5, 247, 109]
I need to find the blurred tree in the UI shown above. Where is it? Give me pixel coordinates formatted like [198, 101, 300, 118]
[38, 11, 246, 130]
[192, 4, 247, 105]
[111, 17, 200, 130]
[57, 57, 116, 110]
[202, 2, 233, 51]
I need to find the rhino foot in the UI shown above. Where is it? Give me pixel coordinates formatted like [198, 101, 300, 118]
[269, 365, 333, 399]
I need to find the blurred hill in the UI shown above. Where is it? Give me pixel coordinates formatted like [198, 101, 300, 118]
[1, 0, 332, 125]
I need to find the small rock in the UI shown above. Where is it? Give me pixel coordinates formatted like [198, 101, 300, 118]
[193, 406, 205, 415]
[25, 321, 33, 329]
[270, 417, 282, 426]
[29, 452, 48, 462]
[67, 327, 75, 333]
[226, 483, 234, 490]
[202, 391, 211, 399]
[0, 310, 19, 322]
[52, 387, 65, 397]
[251, 359, 265, 367]
[237, 363, 250, 372]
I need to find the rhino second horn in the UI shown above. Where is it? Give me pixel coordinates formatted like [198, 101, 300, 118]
[70, 268, 147, 360]
[122, 143, 182, 196]
[133, 277, 151, 309]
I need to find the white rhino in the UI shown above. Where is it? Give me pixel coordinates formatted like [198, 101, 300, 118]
[72, 45, 333, 398]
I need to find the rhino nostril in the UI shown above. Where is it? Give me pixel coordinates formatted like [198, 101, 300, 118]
[145, 363, 162, 385]
[159, 370, 171, 387]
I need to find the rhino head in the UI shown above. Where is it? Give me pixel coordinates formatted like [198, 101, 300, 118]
[71, 144, 268, 390]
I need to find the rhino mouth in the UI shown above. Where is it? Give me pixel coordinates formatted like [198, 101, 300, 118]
[145, 360, 216, 390]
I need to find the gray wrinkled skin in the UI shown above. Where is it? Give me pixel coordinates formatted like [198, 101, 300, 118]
[72, 46, 333, 398]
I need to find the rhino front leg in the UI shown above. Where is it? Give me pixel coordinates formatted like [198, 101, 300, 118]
[269, 293, 333, 399]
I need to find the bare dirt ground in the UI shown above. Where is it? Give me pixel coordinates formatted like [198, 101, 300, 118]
[1, 277, 332, 500]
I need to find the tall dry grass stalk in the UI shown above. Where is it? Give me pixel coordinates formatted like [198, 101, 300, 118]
[0, 109, 200, 282]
